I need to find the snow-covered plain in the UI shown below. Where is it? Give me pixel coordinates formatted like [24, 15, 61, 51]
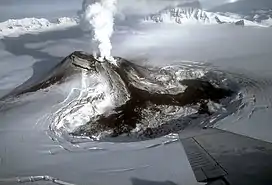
[1, 0, 272, 185]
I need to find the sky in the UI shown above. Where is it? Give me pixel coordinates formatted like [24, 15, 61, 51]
[0, 0, 81, 22]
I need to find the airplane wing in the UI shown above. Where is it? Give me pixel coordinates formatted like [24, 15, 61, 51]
[180, 127, 272, 185]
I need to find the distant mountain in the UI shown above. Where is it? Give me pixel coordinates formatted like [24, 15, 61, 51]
[145, 7, 210, 24]
[209, 0, 272, 24]
[144, 6, 265, 26]
[243, 9, 272, 23]
[0, 17, 77, 39]
[210, 0, 272, 15]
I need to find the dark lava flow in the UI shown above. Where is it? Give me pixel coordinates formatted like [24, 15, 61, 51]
[73, 66, 233, 137]
[2, 51, 236, 140]
[70, 52, 233, 138]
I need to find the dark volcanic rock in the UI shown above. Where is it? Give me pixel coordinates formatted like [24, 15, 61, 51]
[74, 77, 233, 137]
[215, 16, 226, 24]
[235, 20, 245, 26]
[215, 16, 245, 26]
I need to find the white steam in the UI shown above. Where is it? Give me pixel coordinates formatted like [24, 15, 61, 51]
[79, 0, 117, 63]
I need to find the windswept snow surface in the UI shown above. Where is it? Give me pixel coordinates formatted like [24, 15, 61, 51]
[0, 17, 78, 39]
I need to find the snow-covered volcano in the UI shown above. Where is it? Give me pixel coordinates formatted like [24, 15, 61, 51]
[1, 1, 272, 185]
[2, 51, 240, 143]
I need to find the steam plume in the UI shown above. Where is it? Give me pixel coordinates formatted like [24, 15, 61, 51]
[79, 0, 117, 63]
